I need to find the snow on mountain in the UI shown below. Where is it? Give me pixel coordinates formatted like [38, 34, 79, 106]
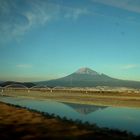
[75, 67, 99, 75]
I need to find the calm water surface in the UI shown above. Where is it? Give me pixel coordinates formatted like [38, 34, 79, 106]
[0, 96, 140, 135]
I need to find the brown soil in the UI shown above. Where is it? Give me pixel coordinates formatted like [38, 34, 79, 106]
[0, 102, 90, 140]
[0, 101, 139, 140]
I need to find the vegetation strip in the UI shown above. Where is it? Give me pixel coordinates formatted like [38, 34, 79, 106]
[0, 101, 140, 140]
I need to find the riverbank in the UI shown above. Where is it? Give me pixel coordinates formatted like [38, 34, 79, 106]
[0, 101, 139, 140]
[2, 90, 140, 108]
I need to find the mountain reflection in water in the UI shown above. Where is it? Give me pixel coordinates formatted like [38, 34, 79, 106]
[0, 96, 140, 135]
[62, 102, 107, 115]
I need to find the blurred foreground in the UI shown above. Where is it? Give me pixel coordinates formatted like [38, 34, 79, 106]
[0, 102, 139, 140]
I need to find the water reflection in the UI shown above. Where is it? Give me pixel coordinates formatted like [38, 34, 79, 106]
[62, 102, 107, 115]
[0, 96, 140, 135]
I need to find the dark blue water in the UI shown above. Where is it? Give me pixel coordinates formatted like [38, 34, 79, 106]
[0, 96, 140, 135]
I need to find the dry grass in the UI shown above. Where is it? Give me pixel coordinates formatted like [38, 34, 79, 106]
[0, 102, 139, 140]
[0, 102, 90, 139]
[2, 89, 140, 108]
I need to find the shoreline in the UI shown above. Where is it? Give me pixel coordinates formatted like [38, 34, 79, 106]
[0, 101, 90, 139]
[0, 101, 139, 140]
[1, 90, 140, 108]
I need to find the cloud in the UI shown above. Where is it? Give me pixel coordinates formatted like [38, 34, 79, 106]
[64, 8, 89, 20]
[91, 0, 140, 13]
[0, 0, 89, 42]
[0, 0, 60, 42]
[121, 64, 139, 70]
[16, 64, 32, 68]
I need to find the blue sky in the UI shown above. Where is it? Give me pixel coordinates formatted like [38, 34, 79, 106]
[0, 0, 140, 82]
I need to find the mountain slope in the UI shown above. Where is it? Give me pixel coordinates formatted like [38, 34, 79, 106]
[37, 67, 140, 88]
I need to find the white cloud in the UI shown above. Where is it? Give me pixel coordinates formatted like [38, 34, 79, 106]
[16, 64, 32, 68]
[0, 0, 89, 42]
[121, 64, 139, 70]
[0, 0, 60, 41]
[91, 0, 140, 13]
[64, 8, 89, 20]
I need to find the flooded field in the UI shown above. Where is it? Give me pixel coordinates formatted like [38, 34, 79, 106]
[0, 96, 140, 135]
[1, 89, 140, 108]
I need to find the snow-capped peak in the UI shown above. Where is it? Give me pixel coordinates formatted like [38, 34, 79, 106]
[75, 67, 99, 75]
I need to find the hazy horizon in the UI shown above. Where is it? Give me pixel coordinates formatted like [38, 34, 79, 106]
[0, 0, 140, 82]
[1, 66, 140, 83]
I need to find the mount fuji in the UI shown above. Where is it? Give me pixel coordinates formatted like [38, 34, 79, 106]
[37, 67, 140, 88]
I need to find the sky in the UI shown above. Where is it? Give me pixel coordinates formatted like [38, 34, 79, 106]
[0, 0, 140, 82]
